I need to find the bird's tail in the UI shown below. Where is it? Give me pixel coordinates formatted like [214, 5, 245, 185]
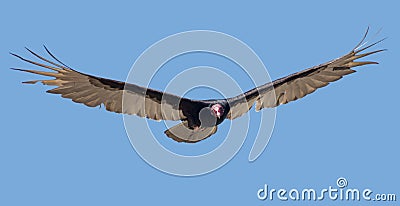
[164, 121, 217, 143]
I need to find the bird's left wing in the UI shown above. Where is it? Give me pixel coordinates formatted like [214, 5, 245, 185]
[227, 30, 385, 120]
[12, 47, 193, 121]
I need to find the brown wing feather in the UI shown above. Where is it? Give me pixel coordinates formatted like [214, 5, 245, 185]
[227, 30, 385, 120]
[11, 48, 191, 121]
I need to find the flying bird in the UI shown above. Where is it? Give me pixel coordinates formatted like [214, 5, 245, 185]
[12, 29, 384, 143]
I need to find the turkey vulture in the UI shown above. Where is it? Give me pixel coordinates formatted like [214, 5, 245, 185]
[12, 30, 384, 143]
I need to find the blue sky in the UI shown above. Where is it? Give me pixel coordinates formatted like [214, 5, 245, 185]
[1, 1, 399, 205]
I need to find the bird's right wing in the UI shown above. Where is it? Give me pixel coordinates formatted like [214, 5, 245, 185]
[12, 47, 195, 121]
[227, 29, 385, 120]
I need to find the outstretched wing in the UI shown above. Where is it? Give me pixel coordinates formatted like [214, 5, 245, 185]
[227, 29, 385, 120]
[12, 47, 194, 121]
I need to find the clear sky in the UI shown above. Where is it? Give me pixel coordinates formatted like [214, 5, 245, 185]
[0, 1, 398, 205]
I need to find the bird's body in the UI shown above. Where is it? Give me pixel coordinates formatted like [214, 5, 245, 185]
[12, 29, 384, 143]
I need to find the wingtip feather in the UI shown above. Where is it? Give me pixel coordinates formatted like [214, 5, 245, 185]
[10, 52, 21, 58]
[345, 61, 378, 68]
[22, 80, 40, 84]
[10, 68, 26, 72]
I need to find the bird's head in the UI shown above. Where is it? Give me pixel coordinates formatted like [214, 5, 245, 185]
[211, 104, 224, 119]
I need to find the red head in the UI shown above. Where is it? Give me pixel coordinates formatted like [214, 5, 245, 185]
[211, 104, 224, 118]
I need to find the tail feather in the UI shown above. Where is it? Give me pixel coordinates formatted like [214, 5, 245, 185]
[164, 121, 217, 143]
